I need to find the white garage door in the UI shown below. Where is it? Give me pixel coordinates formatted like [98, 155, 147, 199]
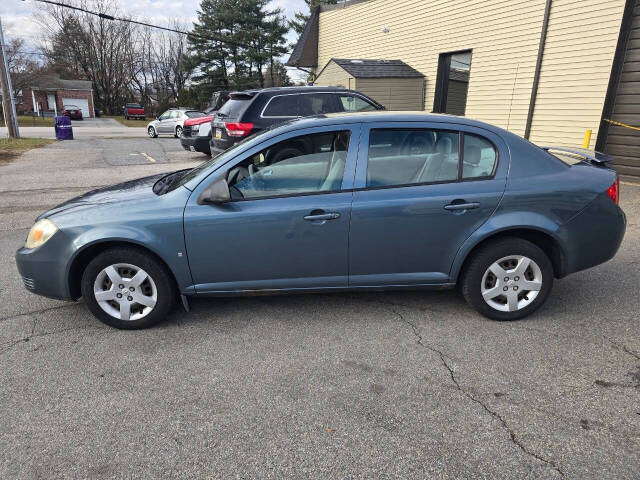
[62, 97, 91, 117]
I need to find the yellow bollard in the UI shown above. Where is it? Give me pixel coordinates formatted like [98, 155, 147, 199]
[582, 129, 592, 149]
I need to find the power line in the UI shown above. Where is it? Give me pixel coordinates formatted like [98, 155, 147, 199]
[22, 0, 251, 48]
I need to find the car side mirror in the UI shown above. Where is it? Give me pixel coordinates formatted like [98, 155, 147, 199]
[197, 176, 230, 204]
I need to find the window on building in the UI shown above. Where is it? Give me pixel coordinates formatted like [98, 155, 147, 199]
[433, 50, 472, 116]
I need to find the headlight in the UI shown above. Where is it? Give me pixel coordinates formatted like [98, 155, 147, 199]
[25, 219, 58, 249]
[191, 124, 200, 132]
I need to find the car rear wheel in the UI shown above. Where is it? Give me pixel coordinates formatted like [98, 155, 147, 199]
[175, 126, 183, 138]
[148, 126, 157, 138]
[81, 247, 175, 329]
[461, 237, 553, 321]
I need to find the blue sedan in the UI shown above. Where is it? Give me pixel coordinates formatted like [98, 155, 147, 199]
[16, 112, 626, 329]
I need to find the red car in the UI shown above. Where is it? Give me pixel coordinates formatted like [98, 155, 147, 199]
[63, 105, 83, 120]
[180, 115, 213, 155]
[124, 103, 145, 120]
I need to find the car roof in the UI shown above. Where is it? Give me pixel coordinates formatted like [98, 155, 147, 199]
[273, 111, 509, 134]
[229, 86, 349, 96]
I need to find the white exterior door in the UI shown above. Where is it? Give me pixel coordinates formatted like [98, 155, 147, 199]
[62, 97, 91, 117]
[47, 94, 56, 112]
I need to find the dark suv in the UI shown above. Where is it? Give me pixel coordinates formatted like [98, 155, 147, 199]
[210, 86, 383, 155]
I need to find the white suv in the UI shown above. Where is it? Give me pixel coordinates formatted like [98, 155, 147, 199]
[147, 108, 206, 138]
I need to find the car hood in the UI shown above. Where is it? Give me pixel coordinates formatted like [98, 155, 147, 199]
[38, 173, 166, 220]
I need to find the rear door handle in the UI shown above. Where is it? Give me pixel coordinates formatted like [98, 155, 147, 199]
[304, 212, 341, 221]
[444, 202, 480, 211]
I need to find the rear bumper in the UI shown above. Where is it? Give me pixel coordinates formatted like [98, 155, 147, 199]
[15, 231, 74, 300]
[181, 136, 211, 154]
[560, 193, 626, 277]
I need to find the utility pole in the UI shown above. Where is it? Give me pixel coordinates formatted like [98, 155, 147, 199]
[0, 17, 20, 138]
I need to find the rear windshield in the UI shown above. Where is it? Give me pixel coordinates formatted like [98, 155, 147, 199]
[185, 111, 206, 118]
[216, 97, 252, 119]
[126, 103, 143, 108]
[64, 105, 79, 109]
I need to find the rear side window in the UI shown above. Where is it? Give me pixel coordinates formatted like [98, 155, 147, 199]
[217, 97, 253, 119]
[339, 95, 378, 112]
[367, 129, 459, 187]
[462, 133, 497, 178]
[298, 94, 339, 116]
[263, 95, 299, 117]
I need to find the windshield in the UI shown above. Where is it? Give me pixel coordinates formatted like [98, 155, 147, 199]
[126, 103, 143, 108]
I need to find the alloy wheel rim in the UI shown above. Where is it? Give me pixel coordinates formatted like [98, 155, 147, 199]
[148, 127, 155, 137]
[481, 255, 542, 312]
[93, 263, 157, 321]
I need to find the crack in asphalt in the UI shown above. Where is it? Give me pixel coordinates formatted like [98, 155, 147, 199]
[0, 316, 106, 356]
[365, 299, 566, 478]
[606, 336, 640, 361]
[0, 303, 81, 324]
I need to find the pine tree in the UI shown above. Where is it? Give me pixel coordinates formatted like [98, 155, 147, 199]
[289, 0, 339, 35]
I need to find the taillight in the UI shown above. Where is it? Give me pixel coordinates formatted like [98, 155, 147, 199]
[606, 176, 619, 205]
[225, 122, 253, 137]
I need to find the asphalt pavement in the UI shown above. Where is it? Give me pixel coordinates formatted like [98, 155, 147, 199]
[0, 138, 639, 479]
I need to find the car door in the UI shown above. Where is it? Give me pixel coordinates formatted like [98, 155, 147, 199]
[348, 122, 508, 287]
[183, 124, 361, 293]
[157, 110, 171, 133]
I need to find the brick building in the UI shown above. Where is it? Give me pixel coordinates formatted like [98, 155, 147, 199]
[15, 75, 95, 118]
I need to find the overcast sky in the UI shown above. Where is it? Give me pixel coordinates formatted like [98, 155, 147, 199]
[1, 0, 308, 78]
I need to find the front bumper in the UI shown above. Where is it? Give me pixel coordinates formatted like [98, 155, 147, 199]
[181, 135, 211, 154]
[15, 230, 74, 300]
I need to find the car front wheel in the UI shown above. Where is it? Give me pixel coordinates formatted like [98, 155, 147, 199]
[175, 126, 183, 138]
[461, 237, 553, 321]
[81, 247, 175, 329]
[148, 126, 157, 138]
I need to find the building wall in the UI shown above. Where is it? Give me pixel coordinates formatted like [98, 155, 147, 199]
[315, 60, 353, 87]
[355, 77, 424, 110]
[529, 0, 627, 147]
[55, 89, 95, 117]
[316, 0, 625, 146]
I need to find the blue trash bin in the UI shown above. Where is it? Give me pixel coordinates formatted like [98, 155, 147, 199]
[54, 116, 73, 140]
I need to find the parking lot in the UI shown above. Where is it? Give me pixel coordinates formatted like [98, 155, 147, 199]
[1, 138, 639, 479]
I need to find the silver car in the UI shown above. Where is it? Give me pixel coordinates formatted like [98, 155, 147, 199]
[147, 108, 206, 138]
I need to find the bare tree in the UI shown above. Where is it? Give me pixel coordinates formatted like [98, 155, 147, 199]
[37, 0, 136, 114]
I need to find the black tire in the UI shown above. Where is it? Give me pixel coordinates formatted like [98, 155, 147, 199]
[148, 126, 157, 138]
[461, 237, 554, 321]
[175, 126, 183, 138]
[81, 247, 176, 329]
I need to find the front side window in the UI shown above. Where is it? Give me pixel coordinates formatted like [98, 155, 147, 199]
[462, 133, 497, 178]
[366, 129, 459, 187]
[227, 131, 351, 200]
[339, 95, 378, 112]
[262, 95, 299, 117]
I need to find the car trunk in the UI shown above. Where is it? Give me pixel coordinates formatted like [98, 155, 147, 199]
[212, 93, 255, 152]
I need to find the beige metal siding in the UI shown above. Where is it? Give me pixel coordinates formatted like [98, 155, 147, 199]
[529, 0, 626, 147]
[314, 60, 354, 88]
[355, 77, 424, 110]
[317, 0, 625, 142]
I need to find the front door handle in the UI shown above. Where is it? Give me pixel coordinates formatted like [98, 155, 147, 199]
[304, 211, 341, 221]
[444, 201, 480, 211]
